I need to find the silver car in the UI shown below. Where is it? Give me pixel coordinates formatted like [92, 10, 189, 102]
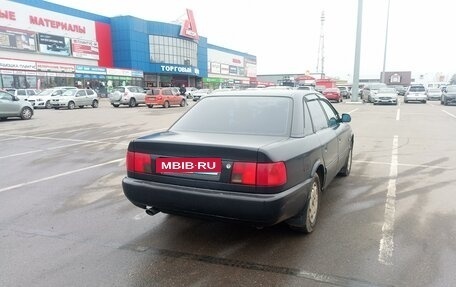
[426, 88, 442, 101]
[109, 86, 146, 107]
[373, 88, 398, 105]
[404, 85, 427, 103]
[0, 90, 34, 120]
[51, 89, 99, 110]
[26, 86, 77, 109]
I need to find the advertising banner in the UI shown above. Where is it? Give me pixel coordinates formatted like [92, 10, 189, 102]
[37, 33, 71, 56]
[229, 66, 237, 75]
[75, 65, 106, 75]
[72, 39, 99, 60]
[220, 64, 229, 75]
[210, 63, 220, 74]
[36, 62, 74, 73]
[0, 26, 36, 51]
[0, 58, 36, 70]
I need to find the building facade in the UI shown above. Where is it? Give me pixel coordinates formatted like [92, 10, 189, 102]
[1, 0, 257, 92]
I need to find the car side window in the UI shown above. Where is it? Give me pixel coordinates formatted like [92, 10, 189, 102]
[163, 89, 172, 96]
[17, 90, 26, 95]
[76, 91, 86, 97]
[0, 92, 14, 101]
[26, 90, 36, 95]
[303, 99, 314, 135]
[319, 100, 340, 127]
[127, 87, 136, 93]
[86, 90, 94, 95]
[152, 89, 160, 95]
[136, 87, 144, 93]
[306, 99, 329, 131]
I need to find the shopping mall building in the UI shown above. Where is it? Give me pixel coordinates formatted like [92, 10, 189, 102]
[0, 0, 257, 92]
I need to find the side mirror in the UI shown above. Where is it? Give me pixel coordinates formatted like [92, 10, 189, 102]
[13, 96, 20, 101]
[341, 113, 351, 123]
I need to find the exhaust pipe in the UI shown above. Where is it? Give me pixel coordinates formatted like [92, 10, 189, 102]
[145, 206, 160, 216]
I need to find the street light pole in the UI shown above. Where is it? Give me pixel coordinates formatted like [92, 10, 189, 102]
[351, 0, 363, 102]
[381, 0, 391, 84]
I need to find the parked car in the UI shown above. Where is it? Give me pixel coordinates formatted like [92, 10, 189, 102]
[122, 90, 354, 233]
[5, 88, 40, 100]
[109, 86, 146, 107]
[404, 84, 427, 103]
[51, 89, 99, 109]
[426, 88, 443, 101]
[441, 85, 456, 105]
[145, 87, 186, 108]
[26, 87, 77, 109]
[361, 83, 387, 103]
[184, 87, 198, 99]
[192, 89, 212, 101]
[322, 88, 343, 102]
[372, 88, 398, 105]
[296, 85, 316, 92]
[0, 90, 34, 120]
[337, 86, 351, 99]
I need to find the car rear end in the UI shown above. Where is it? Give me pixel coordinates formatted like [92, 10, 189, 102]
[122, 95, 312, 226]
[405, 85, 427, 103]
[323, 89, 341, 102]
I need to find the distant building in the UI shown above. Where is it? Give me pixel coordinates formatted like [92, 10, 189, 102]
[380, 71, 412, 86]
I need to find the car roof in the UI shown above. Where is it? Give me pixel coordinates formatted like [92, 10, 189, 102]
[202, 89, 323, 100]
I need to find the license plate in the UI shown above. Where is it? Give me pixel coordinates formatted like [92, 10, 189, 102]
[156, 157, 222, 173]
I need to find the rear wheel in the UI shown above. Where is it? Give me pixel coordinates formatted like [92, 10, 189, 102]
[338, 142, 353, 176]
[163, 101, 170, 108]
[92, 100, 99, 108]
[129, 98, 136, 107]
[112, 104, 120, 108]
[180, 99, 186, 107]
[45, 100, 52, 109]
[147, 105, 153, 108]
[287, 173, 321, 233]
[68, 101, 75, 110]
[79, 106, 84, 108]
[0, 117, 6, 120]
[20, 107, 33, 120]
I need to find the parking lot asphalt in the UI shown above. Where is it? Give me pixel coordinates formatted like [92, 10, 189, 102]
[1, 97, 456, 287]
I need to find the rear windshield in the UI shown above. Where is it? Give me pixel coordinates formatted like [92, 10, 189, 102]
[171, 96, 293, 136]
[409, 86, 425, 92]
[113, 87, 125, 93]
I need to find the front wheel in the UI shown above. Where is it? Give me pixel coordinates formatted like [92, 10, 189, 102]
[20, 107, 33, 120]
[147, 105, 153, 108]
[92, 100, 99, 108]
[163, 101, 170, 108]
[112, 104, 120, 108]
[338, 143, 353, 176]
[180, 99, 186, 107]
[68, 101, 75, 110]
[45, 100, 52, 109]
[287, 173, 322, 233]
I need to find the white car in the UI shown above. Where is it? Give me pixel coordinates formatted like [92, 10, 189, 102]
[372, 88, 398, 105]
[26, 87, 77, 109]
[184, 87, 198, 99]
[404, 85, 427, 103]
[5, 88, 40, 100]
[109, 86, 145, 107]
[192, 89, 212, 101]
[51, 89, 99, 109]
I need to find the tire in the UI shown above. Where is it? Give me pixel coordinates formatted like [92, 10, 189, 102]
[339, 142, 353, 177]
[129, 98, 136, 107]
[54, 107, 60, 110]
[422, 100, 427, 104]
[92, 100, 99, 108]
[45, 100, 52, 109]
[68, 101, 75, 110]
[147, 105, 153, 108]
[163, 101, 170, 108]
[287, 173, 322, 233]
[20, 107, 33, 120]
[79, 105, 84, 109]
[1, 117, 7, 120]
[180, 99, 186, 107]
[404, 100, 409, 103]
[112, 104, 120, 108]
[444, 99, 448, 106]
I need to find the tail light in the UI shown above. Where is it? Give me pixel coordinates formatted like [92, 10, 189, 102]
[127, 151, 152, 173]
[231, 162, 287, 187]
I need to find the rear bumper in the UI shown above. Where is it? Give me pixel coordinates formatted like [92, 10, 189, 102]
[122, 177, 312, 226]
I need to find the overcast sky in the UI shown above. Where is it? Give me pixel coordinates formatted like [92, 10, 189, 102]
[48, 0, 455, 80]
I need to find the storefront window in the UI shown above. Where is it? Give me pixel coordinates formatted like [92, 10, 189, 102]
[149, 35, 197, 66]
